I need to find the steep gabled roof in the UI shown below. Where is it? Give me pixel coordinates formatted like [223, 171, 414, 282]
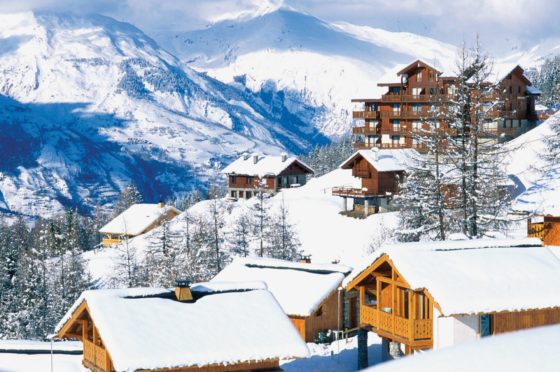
[397, 59, 443, 76]
[99, 203, 181, 236]
[345, 238, 560, 316]
[339, 149, 418, 173]
[221, 155, 314, 178]
[56, 284, 308, 371]
[212, 257, 352, 317]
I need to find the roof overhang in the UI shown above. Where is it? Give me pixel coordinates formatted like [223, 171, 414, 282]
[397, 59, 442, 76]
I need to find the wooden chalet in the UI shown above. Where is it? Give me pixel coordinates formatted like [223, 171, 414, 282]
[221, 154, 314, 200]
[55, 282, 308, 372]
[344, 238, 560, 364]
[99, 203, 181, 247]
[351, 59, 540, 150]
[528, 215, 560, 246]
[332, 148, 417, 217]
[212, 257, 352, 342]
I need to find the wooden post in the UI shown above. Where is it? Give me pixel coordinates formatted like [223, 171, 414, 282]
[105, 350, 111, 372]
[81, 320, 87, 341]
[409, 290, 414, 340]
[376, 277, 381, 328]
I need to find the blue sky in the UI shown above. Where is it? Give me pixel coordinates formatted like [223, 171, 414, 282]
[1, 0, 558, 54]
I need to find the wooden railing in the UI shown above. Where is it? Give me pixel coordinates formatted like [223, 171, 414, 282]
[102, 238, 122, 247]
[381, 94, 450, 102]
[83, 340, 109, 372]
[352, 126, 380, 135]
[353, 111, 379, 119]
[360, 307, 433, 342]
[332, 187, 375, 198]
[528, 221, 545, 240]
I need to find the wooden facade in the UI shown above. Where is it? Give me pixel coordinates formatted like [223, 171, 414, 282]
[101, 205, 181, 247]
[289, 289, 343, 342]
[58, 301, 281, 372]
[332, 151, 404, 217]
[351, 60, 539, 151]
[528, 216, 560, 246]
[225, 159, 313, 200]
[346, 254, 560, 354]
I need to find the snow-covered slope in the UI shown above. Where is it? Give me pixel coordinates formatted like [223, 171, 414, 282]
[0, 12, 329, 217]
[86, 169, 398, 287]
[158, 8, 458, 139]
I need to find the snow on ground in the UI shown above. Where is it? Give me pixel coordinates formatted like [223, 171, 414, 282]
[0, 340, 81, 353]
[282, 333, 382, 372]
[505, 113, 559, 190]
[0, 340, 84, 372]
[0, 353, 87, 372]
[367, 324, 560, 372]
[0, 333, 383, 372]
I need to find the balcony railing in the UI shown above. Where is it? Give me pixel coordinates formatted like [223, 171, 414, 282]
[353, 111, 380, 119]
[332, 187, 380, 198]
[84, 340, 109, 372]
[360, 306, 432, 342]
[380, 110, 437, 119]
[102, 238, 122, 247]
[528, 221, 545, 240]
[352, 126, 381, 135]
[381, 94, 449, 102]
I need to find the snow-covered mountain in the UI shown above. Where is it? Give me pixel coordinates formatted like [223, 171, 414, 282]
[0, 12, 329, 217]
[158, 8, 459, 138]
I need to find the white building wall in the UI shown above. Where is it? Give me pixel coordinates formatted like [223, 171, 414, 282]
[433, 311, 479, 349]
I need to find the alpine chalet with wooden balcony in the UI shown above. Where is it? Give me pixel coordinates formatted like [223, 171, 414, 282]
[222, 153, 314, 200]
[344, 238, 560, 362]
[332, 148, 417, 217]
[351, 59, 540, 150]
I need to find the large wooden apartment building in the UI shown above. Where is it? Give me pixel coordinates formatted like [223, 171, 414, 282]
[351, 59, 540, 150]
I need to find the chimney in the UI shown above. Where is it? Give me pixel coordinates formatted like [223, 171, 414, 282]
[371, 147, 379, 161]
[175, 279, 193, 301]
[281, 153, 288, 162]
[243, 153, 250, 161]
[252, 153, 259, 164]
[298, 255, 311, 264]
[157, 201, 164, 208]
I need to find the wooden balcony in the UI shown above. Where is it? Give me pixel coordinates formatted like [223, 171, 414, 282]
[352, 126, 381, 135]
[380, 110, 437, 119]
[102, 238, 122, 247]
[332, 187, 382, 198]
[528, 221, 545, 240]
[83, 340, 111, 372]
[381, 94, 449, 102]
[360, 306, 433, 346]
[353, 111, 380, 119]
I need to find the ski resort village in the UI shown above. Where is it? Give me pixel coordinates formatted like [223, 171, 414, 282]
[2, 2, 560, 372]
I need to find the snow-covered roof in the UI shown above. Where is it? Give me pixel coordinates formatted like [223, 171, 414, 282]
[56, 283, 308, 371]
[212, 257, 352, 317]
[367, 324, 560, 372]
[99, 203, 181, 236]
[345, 238, 560, 316]
[221, 154, 314, 178]
[340, 148, 418, 172]
[527, 85, 542, 95]
[512, 167, 560, 216]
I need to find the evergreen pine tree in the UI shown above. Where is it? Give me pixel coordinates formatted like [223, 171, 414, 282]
[113, 183, 142, 217]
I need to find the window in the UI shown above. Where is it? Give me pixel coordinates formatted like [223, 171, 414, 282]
[412, 87, 422, 97]
[230, 191, 236, 198]
[392, 120, 401, 130]
[246, 176, 253, 185]
[429, 87, 435, 95]
[245, 191, 252, 199]
[238, 190, 244, 198]
[412, 104, 422, 113]
[412, 120, 422, 131]
[416, 71, 422, 82]
[429, 70, 435, 81]
[230, 175, 237, 184]
[392, 103, 401, 112]
[480, 314, 493, 337]
[391, 87, 401, 95]
[391, 135, 401, 145]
